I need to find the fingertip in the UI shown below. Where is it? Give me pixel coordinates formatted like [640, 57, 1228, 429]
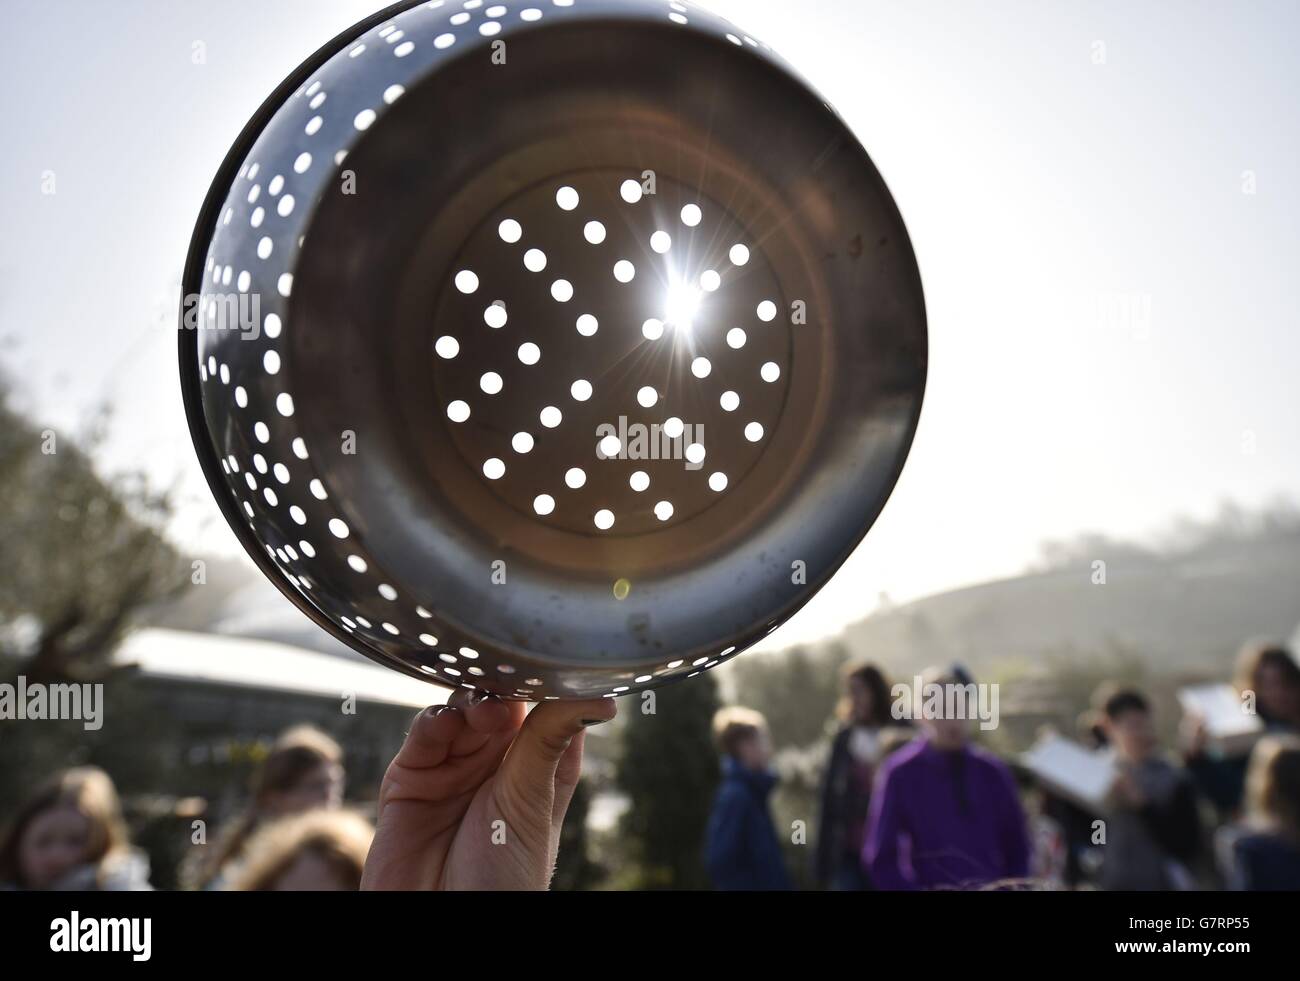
[447, 688, 475, 710]
[409, 703, 464, 745]
[525, 696, 617, 735]
[574, 697, 618, 727]
[464, 692, 520, 734]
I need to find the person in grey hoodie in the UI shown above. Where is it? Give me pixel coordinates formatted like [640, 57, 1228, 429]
[1097, 688, 1201, 890]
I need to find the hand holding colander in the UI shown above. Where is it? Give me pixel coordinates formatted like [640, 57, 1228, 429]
[180, 0, 927, 700]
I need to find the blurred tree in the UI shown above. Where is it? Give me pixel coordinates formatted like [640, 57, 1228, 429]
[0, 378, 187, 838]
[615, 673, 721, 889]
[0, 380, 185, 683]
[730, 644, 844, 748]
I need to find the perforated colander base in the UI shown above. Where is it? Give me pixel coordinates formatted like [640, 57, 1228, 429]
[434, 169, 790, 536]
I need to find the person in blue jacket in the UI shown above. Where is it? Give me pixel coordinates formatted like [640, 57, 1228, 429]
[1218, 734, 1300, 890]
[704, 706, 793, 890]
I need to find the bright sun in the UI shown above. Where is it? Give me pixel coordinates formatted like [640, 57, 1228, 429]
[664, 279, 703, 332]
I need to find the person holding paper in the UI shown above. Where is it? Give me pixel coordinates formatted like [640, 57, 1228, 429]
[1098, 688, 1202, 890]
[1184, 642, 1300, 818]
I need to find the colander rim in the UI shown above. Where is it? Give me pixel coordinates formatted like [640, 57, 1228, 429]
[177, 0, 431, 681]
[179, 0, 930, 694]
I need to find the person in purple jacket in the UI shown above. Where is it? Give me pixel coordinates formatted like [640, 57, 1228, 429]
[863, 667, 1031, 890]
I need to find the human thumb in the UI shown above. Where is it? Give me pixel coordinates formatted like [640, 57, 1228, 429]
[495, 698, 617, 819]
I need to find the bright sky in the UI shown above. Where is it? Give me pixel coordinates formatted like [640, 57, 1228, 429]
[2, 0, 1297, 651]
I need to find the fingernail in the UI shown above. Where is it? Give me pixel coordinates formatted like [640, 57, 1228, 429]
[469, 691, 503, 706]
[580, 718, 609, 728]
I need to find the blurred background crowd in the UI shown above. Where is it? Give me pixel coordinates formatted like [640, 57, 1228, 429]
[3, 370, 1300, 891]
[3, 640, 1298, 892]
[3, 374, 1299, 893]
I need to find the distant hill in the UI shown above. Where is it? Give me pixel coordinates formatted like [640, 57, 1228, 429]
[837, 528, 1300, 681]
[145, 505, 1300, 684]
[717, 509, 1300, 755]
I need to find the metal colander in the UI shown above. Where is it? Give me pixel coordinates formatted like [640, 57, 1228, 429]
[179, 0, 927, 700]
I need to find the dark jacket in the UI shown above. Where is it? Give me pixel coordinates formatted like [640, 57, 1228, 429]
[705, 756, 793, 891]
[814, 725, 879, 887]
[1222, 830, 1300, 891]
[1188, 718, 1300, 819]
